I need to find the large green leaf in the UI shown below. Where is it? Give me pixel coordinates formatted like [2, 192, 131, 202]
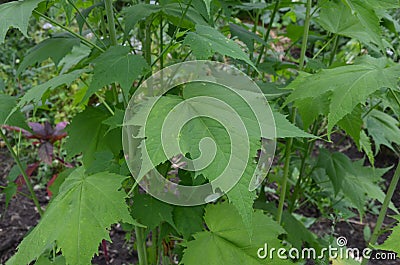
[84, 46, 149, 102]
[128, 82, 312, 229]
[365, 109, 400, 154]
[18, 69, 87, 107]
[182, 203, 292, 265]
[379, 216, 400, 258]
[285, 56, 400, 137]
[17, 36, 81, 75]
[316, 0, 383, 49]
[0, 0, 44, 44]
[173, 206, 204, 240]
[184, 25, 256, 69]
[6, 167, 137, 265]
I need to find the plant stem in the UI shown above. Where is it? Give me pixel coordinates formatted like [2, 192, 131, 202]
[298, 0, 312, 69]
[329, 34, 339, 66]
[255, 0, 280, 67]
[0, 129, 43, 216]
[33, 10, 104, 52]
[104, 0, 118, 46]
[135, 226, 148, 265]
[276, 0, 312, 224]
[361, 161, 400, 265]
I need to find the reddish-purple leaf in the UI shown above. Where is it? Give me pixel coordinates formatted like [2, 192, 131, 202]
[38, 142, 53, 165]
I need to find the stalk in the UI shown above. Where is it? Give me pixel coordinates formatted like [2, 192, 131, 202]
[276, 0, 312, 224]
[33, 10, 104, 52]
[135, 226, 148, 265]
[0, 130, 43, 216]
[255, 0, 280, 67]
[361, 161, 400, 265]
[104, 0, 118, 46]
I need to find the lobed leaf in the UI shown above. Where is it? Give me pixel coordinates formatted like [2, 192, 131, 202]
[6, 167, 137, 265]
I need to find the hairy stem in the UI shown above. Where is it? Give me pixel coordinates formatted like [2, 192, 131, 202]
[0, 129, 43, 216]
[135, 226, 148, 265]
[361, 161, 400, 265]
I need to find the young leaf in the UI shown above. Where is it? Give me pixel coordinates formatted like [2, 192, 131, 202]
[272, 110, 316, 138]
[378, 216, 400, 258]
[18, 69, 87, 107]
[285, 56, 400, 137]
[182, 203, 291, 265]
[0, 0, 44, 44]
[6, 167, 138, 265]
[84, 46, 149, 102]
[17, 35, 81, 75]
[184, 25, 256, 69]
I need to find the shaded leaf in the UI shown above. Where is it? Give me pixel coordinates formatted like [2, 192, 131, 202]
[379, 216, 400, 258]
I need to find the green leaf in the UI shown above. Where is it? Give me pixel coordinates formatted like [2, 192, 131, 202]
[182, 203, 291, 265]
[365, 109, 400, 154]
[316, 0, 383, 49]
[64, 107, 110, 164]
[0, 94, 28, 129]
[59, 45, 92, 74]
[0, 0, 44, 44]
[317, 149, 356, 195]
[272, 110, 316, 138]
[131, 193, 174, 231]
[6, 167, 136, 265]
[229, 23, 266, 53]
[18, 69, 87, 107]
[359, 130, 374, 165]
[285, 56, 400, 137]
[17, 35, 81, 76]
[184, 25, 256, 69]
[337, 105, 363, 144]
[173, 206, 204, 240]
[123, 3, 207, 35]
[84, 46, 149, 102]
[379, 216, 400, 258]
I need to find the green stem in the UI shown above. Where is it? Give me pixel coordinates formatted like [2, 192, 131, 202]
[255, 0, 280, 67]
[276, 0, 312, 224]
[0, 130, 43, 216]
[135, 226, 148, 265]
[329, 34, 339, 66]
[288, 120, 318, 212]
[67, 0, 104, 46]
[298, 0, 312, 69]
[33, 10, 104, 52]
[361, 161, 400, 265]
[104, 0, 118, 46]
[312, 34, 335, 60]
